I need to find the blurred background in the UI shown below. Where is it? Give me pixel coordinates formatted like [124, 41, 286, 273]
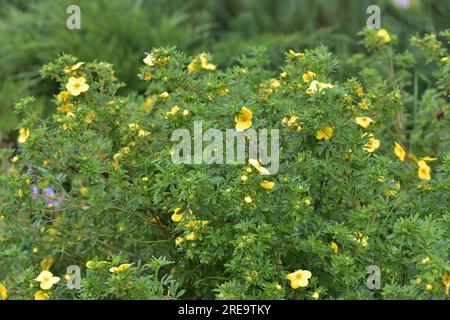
[0, 0, 448, 145]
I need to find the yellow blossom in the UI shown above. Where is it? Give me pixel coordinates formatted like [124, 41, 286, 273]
[260, 180, 275, 190]
[355, 116, 374, 128]
[363, 136, 380, 153]
[66, 76, 89, 96]
[18, 127, 30, 143]
[160, 91, 170, 99]
[109, 263, 133, 273]
[288, 49, 305, 59]
[84, 111, 96, 124]
[40, 257, 55, 270]
[165, 105, 180, 118]
[59, 103, 74, 113]
[357, 86, 364, 96]
[34, 270, 60, 290]
[175, 236, 184, 246]
[354, 232, 369, 246]
[11, 156, 19, 163]
[0, 283, 7, 300]
[311, 292, 320, 300]
[419, 156, 438, 162]
[306, 80, 333, 95]
[316, 127, 333, 140]
[240, 175, 248, 182]
[303, 71, 316, 83]
[286, 269, 312, 289]
[186, 232, 197, 241]
[188, 53, 216, 73]
[64, 62, 85, 73]
[143, 54, 155, 66]
[417, 160, 431, 180]
[377, 28, 391, 43]
[282, 115, 298, 127]
[331, 241, 339, 253]
[443, 273, 450, 296]
[80, 187, 89, 196]
[426, 284, 433, 291]
[422, 257, 430, 264]
[244, 196, 252, 204]
[394, 142, 406, 161]
[34, 290, 50, 300]
[235, 107, 252, 132]
[359, 101, 369, 110]
[57, 91, 70, 101]
[143, 72, 152, 80]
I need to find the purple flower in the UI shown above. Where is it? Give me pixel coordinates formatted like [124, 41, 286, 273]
[30, 185, 40, 199]
[392, 0, 411, 8]
[43, 187, 64, 209]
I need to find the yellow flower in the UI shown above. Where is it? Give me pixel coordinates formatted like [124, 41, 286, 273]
[331, 241, 339, 253]
[165, 105, 180, 118]
[11, 156, 19, 163]
[363, 136, 380, 153]
[394, 142, 406, 161]
[160, 91, 170, 99]
[426, 284, 433, 291]
[59, 103, 74, 113]
[188, 53, 216, 73]
[235, 107, 252, 132]
[34, 270, 60, 290]
[419, 156, 438, 162]
[377, 28, 391, 43]
[359, 101, 369, 110]
[186, 232, 197, 241]
[354, 232, 369, 246]
[80, 187, 89, 196]
[356, 86, 364, 96]
[18, 127, 30, 143]
[66, 76, 89, 96]
[64, 62, 85, 73]
[248, 158, 270, 175]
[443, 273, 450, 296]
[422, 257, 430, 264]
[355, 116, 374, 128]
[288, 49, 305, 59]
[282, 115, 298, 127]
[57, 91, 70, 101]
[199, 53, 216, 71]
[109, 263, 133, 273]
[240, 175, 248, 182]
[311, 292, 320, 300]
[286, 269, 312, 289]
[280, 72, 288, 78]
[316, 127, 333, 140]
[85, 260, 108, 269]
[260, 180, 275, 190]
[302, 71, 316, 83]
[40, 257, 55, 270]
[143, 54, 155, 66]
[175, 236, 184, 246]
[143, 72, 152, 80]
[0, 283, 7, 300]
[34, 290, 50, 300]
[84, 111, 96, 124]
[306, 80, 333, 95]
[417, 160, 431, 180]
[244, 196, 253, 204]
[171, 208, 192, 223]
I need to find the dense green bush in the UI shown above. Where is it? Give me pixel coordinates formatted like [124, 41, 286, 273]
[0, 28, 448, 300]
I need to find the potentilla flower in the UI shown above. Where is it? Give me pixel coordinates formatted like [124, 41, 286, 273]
[443, 273, 450, 296]
[377, 28, 391, 43]
[417, 160, 431, 180]
[34, 290, 50, 300]
[357, 86, 364, 96]
[165, 105, 179, 118]
[355, 116, 374, 128]
[248, 158, 270, 175]
[316, 127, 333, 140]
[188, 53, 216, 73]
[175, 236, 184, 246]
[422, 257, 430, 264]
[260, 180, 275, 190]
[185, 232, 197, 241]
[143, 54, 155, 66]
[302, 71, 316, 83]
[363, 136, 380, 153]
[394, 142, 406, 161]
[40, 257, 55, 270]
[59, 103, 74, 113]
[359, 101, 369, 110]
[18, 127, 30, 143]
[419, 156, 438, 162]
[331, 241, 339, 253]
[288, 49, 305, 59]
[354, 232, 369, 246]
[235, 107, 252, 132]
[171, 208, 192, 223]
[0, 283, 7, 300]
[109, 263, 133, 273]
[286, 269, 312, 289]
[34, 270, 60, 290]
[282, 115, 298, 127]
[56, 91, 70, 101]
[64, 62, 85, 73]
[306, 80, 333, 95]
[311, 292, 320, 300]
[244, 196, 252, 203]
[66, 76, 89, 96]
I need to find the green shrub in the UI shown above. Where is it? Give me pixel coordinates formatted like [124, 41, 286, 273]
[0, 28, 448, 300]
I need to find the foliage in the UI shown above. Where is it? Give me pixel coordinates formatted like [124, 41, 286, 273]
[0, 28, 448, 300]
